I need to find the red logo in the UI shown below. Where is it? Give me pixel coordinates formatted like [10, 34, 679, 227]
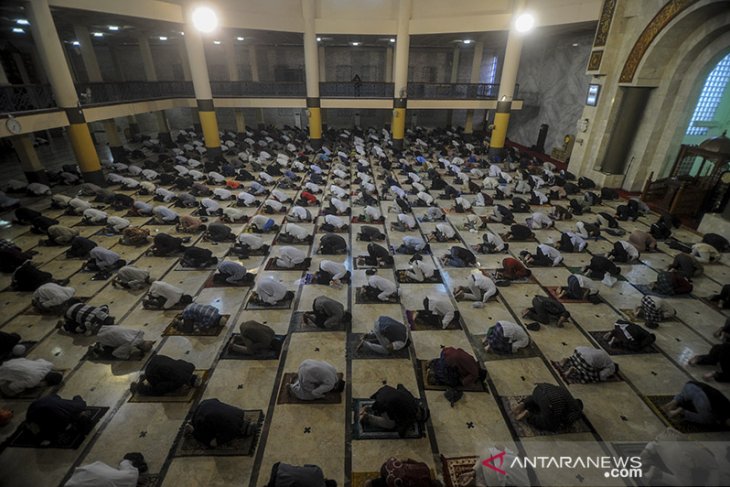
[482, 450, 507, 475]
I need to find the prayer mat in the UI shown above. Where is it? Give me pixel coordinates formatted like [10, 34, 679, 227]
[24, 297, 89, 316]
[264, 258, 310, 271]
[354, 257, 394, 270]
[351, 472, 380, 487]
[173, 410, 264, 457]
[301, 273, 315, 285]
[270, 236, 313, 246]
[92, 228, 120, 238]
[219, 334, 285, 360]
[348, 334, 410, 360]
[588, 331, 660, 356]
[618, 308, 677, 324]
[6, 406, 108, 449]
[142, 301, 188, 311]
[610, 443, 650, 487]
[276, 372, 344, 404]
[226, 246, 269, 257]
[351, 216, 385, 224]
[73, 221, 106, 227]
[351, 399, 424, 439]
[290, 311, 346, 332]
[395, 269, 443, 284]
[566, 266, 626, 281]
[245, 293, 294, 310]
[137, 474, 161, 487]
[314, 224, 349, 234]
[499, 233, 537, 243]
[546, 286, 603, 304]
[418, 360, 485, 392]
[162, 315, 229, 337]
[405, 309, 461, 330]
[441, 455, 479, 487]
[646, 395, 730, 434]
[633, 284, 694, 299]
[128, 370, 209, 403]
[480, 268, 536, 284]
[202, 273, 254, 289]
[479, 338, 541, 361]
[355, 287, 400, 305]
[173, 263, 218, 271]
[698, 297, 730, 316]
[550, 360, 623, 385]
[500, 396, 592, 437]
[82, 344, 154, 362]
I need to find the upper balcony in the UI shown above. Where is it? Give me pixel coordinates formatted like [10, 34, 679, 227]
[0, 81, 519, 114]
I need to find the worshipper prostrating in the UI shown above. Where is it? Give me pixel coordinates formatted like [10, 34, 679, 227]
[143, 281, 193, 310]
[32, 282, 76, 314]
[581, 255, 620, 279]
[667, 252, 703, 279]
[519, 244, 563, 266]
[228, 321, 282, 356]
[112, 266, 151, 290]
[87, 326, 153, 360]
[266, 463, 337, 487]
[186, 398, 258, 447]
[131, 355, 201, 395]
[440, 245, 477, 267]
[363, 457, 440, 487]
[556, 273, 600, 302]
[288, 359, 345, 400]
[603, 319, 656, 352]
[64, 453, 148, 487]
[426, 347, 484, 388]
[214, 260, 255, 286]
[359, 384, 428, 438]
[512, 383, 584, 431]
[419, 296, 458, 329]
[172, 304, 223, 333]
[454, 270, 497, 305]
[651, 270, 693, 296]
[60, 302, 114, 335]
[362, 274, 399, 302]
[0, 358, 63, 397]
[357, 316, 409, 355]
[303, 296, 351, 330]
[315, 259, 350, 285]
[253, 276, 295, 306]
[559, 346, 618, 383]
[635, 295, 676, 328]
[180, 247, 218, 268]
[25, 394, 94, 444]
[662, 381, 730, 427]
[484, 320, 531, 354]
[522, 296, 571, 327]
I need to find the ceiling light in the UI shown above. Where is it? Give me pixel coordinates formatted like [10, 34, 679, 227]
[213, 40, 221, 45]
[572, 43, 579, 47]
[515, 12, 535, 33]
[12, 27, 24, 33]
[180, 31, 185, 36]
[192, 6, 218, 33]
[462, 39, 472, 44]
[16, 19, 29, 26]
[108, 25, 119, 31]
[72, 41, 80, 46]
[351, 42, 361, 46]
[237, 36, 244, 41]
[389, 38, 395, 43]
[93, 32, 103, 37]
[159, 36, 168, 41]
[316, 37, 321, 42]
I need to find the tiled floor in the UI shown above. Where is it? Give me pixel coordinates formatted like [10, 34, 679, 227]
[0, 131, 729, 487]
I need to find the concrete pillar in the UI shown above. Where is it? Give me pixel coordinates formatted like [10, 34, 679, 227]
[235, 110, 246, 135]
[391, 0, 412, 150]
[318, 45, 326, 82]
[73, 25, 103, 82]
[127, 115, 140, 137]
[183, 7, 221, 159]
[156, 111, 174, 147]
[302, 0, 322, 148]
[102, 119, 126, 162]
[11, 135, 48, 184]
[138, 35, 158, 81]
[446, 47, 460, 127]
[249, 46, 264, 128]
[464, 41, 484, 137]
[27, 0, 103, 185]
[490, 1, 527, 159]
[176, 38, 198, 129]
[385, 46, 394, 83]
[0, 59, 9, 85]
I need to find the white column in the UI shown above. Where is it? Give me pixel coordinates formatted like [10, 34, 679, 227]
[385, 46, 394, 83]
[318, 45, 326, 82]
[464, 41, 484, 135]
[302, 0, 320, 98]
[393, 0, 412, 99]
[177, 39, 192, 81]
[225, 39, 239, 81]
[138, 35, 158, 81]
[249, 46, 260, 82]
[73, 24, 103, 82]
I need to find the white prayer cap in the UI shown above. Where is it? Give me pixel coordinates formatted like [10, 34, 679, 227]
[287, 143, 297, 152]
[244, 137, 255, 145]
[259, 151, 271, 159]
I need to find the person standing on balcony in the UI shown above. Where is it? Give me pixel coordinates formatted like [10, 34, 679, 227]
[352, 74, 362, 97]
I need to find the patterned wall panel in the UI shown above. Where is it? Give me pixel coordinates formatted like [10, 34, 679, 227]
[593, 0, 617, 47]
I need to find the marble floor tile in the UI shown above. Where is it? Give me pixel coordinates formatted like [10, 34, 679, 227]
[487, 357, 559, 396]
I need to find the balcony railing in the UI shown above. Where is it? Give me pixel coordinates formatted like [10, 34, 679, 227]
[319, 82, 394, 98]
[210, 81, 306, 98]
[76, 81, 194, 105]
[0, 84, 56, 113]
[0, 81, 520, 113]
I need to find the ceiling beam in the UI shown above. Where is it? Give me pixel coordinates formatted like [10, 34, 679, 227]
[48, 0, 184, 24]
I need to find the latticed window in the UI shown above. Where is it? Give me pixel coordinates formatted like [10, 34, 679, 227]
[686, 53, 730, 136]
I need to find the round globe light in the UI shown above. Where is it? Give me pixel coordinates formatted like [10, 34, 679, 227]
[192, 6, 218, 33]
[515, 13, 535, 33]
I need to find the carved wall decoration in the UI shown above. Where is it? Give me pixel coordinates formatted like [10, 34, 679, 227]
[619, 0, 699, 83]
[587, 50, 604, 71]
[593, 0, 617, 47]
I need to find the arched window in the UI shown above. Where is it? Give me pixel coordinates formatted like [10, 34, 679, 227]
[686, 52, 730, 136]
